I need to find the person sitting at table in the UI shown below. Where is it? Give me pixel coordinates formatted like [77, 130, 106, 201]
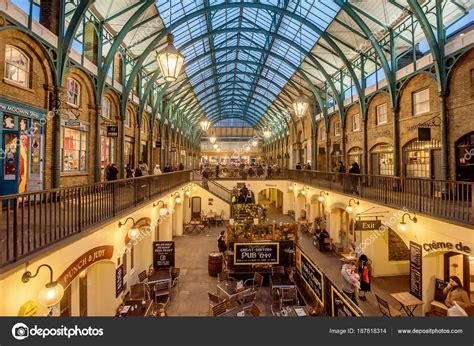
[443, 275, 472, 310]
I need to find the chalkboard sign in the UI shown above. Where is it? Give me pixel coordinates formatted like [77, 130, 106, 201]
[300, 252, 324, 305]
[409, 241, 423, 300]
[107, 126, 119, 137]
[115, 265, 124, 297]
[434, 278, 448, 303]
[153, 241, 175, 269]
[234, 242, 279, 265]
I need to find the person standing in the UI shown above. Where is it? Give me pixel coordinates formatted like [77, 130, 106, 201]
[215, 164, 220, 178]
[179, 162, 184, 171]
[125, 164, 134, 178]
[341, 261, 359, 305]
[348, 162, 360, 195]
[134, 164, 143, 177]
[296, 162, 302, 170]
[154, 164, 162, 175]
[108, 163, 119, 181]
[357, 254, 371, 301]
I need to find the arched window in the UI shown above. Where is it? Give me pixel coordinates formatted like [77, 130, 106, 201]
[101, 97, 111, 119]
[66, 78, 81, 106]
[4, 45, 30, 87]
[125, 109, 132, 128]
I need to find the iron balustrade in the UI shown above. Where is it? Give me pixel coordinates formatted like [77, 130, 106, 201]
[286, 170, 474, 226]
[0, 171, 191, 268]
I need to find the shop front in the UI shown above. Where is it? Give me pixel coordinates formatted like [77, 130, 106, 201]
[124, 137, 134, 168]
[100, 127, 117, 181]
[0, 98, 45, 195]
[403, 139, 441, 179]
[370, 143, 394, 176]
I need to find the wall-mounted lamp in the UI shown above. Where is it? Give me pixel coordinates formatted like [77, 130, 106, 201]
[398, 213, 417, 232]
[22, 264, 64, 308]
[118, 217, 140, 241]
[318, 191, 329, 203]
[153, 200, 170, 218]
[171, 192, 182, 205]
[346, 199, 360, 214]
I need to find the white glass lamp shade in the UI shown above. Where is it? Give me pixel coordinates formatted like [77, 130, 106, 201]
[397, 222, 408, 233]
[245, 146, 250, 152]
[156, 34, 185, 83]
[251, 139, 258, 147]
[184, 190, 190, 197]
[128, 228, 140, 241]
[293, 95, 309, 118]
[175, 196, 182, 205]
[288, 185, 294, 191]
[318, 195, 326, 203]
[38, 282, 64, 307]
[263, 130, 272, 138]
[209, 136, 217, 144]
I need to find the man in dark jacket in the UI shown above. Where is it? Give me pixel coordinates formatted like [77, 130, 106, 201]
[108, 164, 119, 181]
[348, 162, 361, 195]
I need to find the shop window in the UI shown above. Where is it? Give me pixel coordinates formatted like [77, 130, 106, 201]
[4, 45, 30, 88]
[66, 78, 81, 106]
[403, 139, 440, 178]
[320, 125, 326, 141]
[334, 121, 341, 136]
[376, 103, 387, 125]
[352, 113, 361, 132]
[348, 147, 363, 168]
[371, 144, 394, 176]
[61, 124, 88, 172]
[101, 98, 111, 119]
[412, 88, 430, 116]
[125, 109, 132, 128]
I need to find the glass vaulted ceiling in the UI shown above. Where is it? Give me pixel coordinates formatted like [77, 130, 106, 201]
[156, 0, 339, 128]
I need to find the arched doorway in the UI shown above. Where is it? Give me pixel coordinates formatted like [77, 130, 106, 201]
[329, 205, 350, 250]
[257, 188, 284, 213]
[456, 132, 474, 182]
[348, 146, 363, 172]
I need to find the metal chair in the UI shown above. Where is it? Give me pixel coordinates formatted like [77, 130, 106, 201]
[248, 303, 261, 317]
[244, 272, 264, 296]
[271, 299, 282, 316]
[237, 291, 257, 311]
[138, 270, 148, 283]
[280, 287, 299, 307]
[208, 292, 224, 314]
[375, 294, 402, 317]
[154, 281, 171, 307]
[215, 210, 225, 226]
[217, 271, 236, 283]
[271, 266, 285, 275]
[171, 267, 180, 288]
[211, 300, 232, 316]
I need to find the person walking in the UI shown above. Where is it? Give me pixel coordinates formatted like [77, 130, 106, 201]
[357, 254, 371, 301]
[217, 231, 227, 269]
[348, 162, 360, 195]
[134, 164, 143, 177]
[125, 164, 134, 178]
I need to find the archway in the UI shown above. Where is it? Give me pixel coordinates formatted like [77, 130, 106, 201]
[328, 204, 350, 251]
[257, 188, 284, 212]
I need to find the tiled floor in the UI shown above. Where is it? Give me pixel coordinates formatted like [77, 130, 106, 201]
[167, 200, 418, 317]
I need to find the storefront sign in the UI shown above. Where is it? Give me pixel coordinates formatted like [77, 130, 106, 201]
[373, 130, 391, 138]
[153, 241, 175, 269]
[407, 115, 441, 131]
[330, 285, 361, 317]
[355, 220, 382, 231]
[115, 265, 124, 298]
[300, 252, 324, 305]
[409, 241, 423, 300]
[422, 241, 471, 255]
[64, 120, 81, 127]
[107, 126, 119, 137]
[0, 100, 43, 118]
[234, 242, 279, 265]
[57, 245, 114, 289]
[156, 140, 162, 148]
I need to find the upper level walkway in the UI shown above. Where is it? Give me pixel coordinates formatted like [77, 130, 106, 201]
[1, 169, 472, 270]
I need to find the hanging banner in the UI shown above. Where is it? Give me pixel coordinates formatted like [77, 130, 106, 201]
[116, 265, 124, 297]
[410, 241, 423, 300]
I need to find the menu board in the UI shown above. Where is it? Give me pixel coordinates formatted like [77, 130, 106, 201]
[153, 241, 175, 269]
[300, 252, 324, 305]
[409, 241, 423, 300]
[234, 242, 279, 265]
[330, 285, 362, 317]
[434, 278, 448, 303]
[115, 265, 124, 297]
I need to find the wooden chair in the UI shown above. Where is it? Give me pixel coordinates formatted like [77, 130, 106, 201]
[211, 300, 231, 316]
[248, 303, 261, 317]
[237, 291, 257, 311]
[130, 283, 148, 300]
[375, 294, 402, 317]
[138, 270, 148, 283]
[271, 299, 282, 316]
[218, 271, 236, 283]
[280, 287, 299, 307]
[154, 281, 171, 307]
[208, 292, 224, 313]
[215, 210, 225, 226]
[271, 266, 285, 275]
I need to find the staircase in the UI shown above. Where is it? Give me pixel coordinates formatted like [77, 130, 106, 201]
[193, 171, 232, 204]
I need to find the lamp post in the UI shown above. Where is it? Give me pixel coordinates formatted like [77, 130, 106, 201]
[22, 264, 64, 310]
[156, 33, 185, 82]
[199, 117, 211, 132]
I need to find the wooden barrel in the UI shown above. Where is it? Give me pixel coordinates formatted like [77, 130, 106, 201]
[208, 252, 223, 277]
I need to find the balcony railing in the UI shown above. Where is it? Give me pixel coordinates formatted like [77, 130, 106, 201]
[207, 168, 473, 226]
[286, 170, 474, 226]
[0, 171, 191, 268]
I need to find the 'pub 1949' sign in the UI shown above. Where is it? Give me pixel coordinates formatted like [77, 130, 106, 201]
[234, 243, 279, 265]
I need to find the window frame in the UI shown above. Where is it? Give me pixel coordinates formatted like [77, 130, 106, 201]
[412, 88, 430, 116]
[352, 113, 361, 132]
[60, 123, 89, 173]
[66, 78, 81, 107]
[101, 97, 111, 119]
[376, 103, 388, 125]
[320, 125, 326, 141]
[125, 110, 132, 128]
[334, 121, 341, 137]
[4, 45, 30, 88]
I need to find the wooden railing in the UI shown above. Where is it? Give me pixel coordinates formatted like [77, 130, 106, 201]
[287, 170, 474, 226]
[0, 171, 191, 268]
